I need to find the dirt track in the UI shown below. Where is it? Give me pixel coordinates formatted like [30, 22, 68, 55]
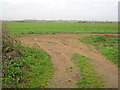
[20, 34, 118, 88]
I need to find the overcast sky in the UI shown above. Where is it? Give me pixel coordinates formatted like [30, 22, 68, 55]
[0, 0, 119, 21]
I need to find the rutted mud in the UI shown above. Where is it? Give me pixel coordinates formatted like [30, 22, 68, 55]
[20, 33, 118, 88]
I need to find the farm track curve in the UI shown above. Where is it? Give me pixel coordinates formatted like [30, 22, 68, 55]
[20, 33, 118, 88]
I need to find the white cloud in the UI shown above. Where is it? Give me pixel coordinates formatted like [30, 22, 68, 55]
[0, 0, 119, 21]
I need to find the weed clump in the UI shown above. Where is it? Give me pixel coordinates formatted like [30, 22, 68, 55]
[2, 23, 26, 88]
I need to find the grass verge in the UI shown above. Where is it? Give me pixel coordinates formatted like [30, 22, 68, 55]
[19, 46, 54, 88]
[2, 31, 54, 88]
[79, 35, 119, 66]
[71, 54, 106, 88]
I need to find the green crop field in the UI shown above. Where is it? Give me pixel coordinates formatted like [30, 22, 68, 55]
[2, 22, 118, 88]
[7, 22, 118, 34]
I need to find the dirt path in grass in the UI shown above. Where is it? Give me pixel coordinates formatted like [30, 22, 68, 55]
[20, 33, 118, 88]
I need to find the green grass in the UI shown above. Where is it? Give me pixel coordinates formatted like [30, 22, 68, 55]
[7, 22, 118, 34]
[79, 35, 119, 66]
[19, 47, 54, 88]
[71, 54, 106, 88]
[2, 42, 54, 88]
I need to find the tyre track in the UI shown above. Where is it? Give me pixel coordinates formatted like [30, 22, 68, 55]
[20, 33, 118, 88]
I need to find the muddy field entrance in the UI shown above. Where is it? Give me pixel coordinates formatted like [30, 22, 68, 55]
[20, 34, 118, 88]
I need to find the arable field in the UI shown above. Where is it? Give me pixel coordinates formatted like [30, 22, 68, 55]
[2, 22, 118, 88]
[8, 22, 118, 34]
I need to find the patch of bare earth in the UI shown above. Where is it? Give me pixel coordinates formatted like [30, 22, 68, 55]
[20, 33, 118, 88]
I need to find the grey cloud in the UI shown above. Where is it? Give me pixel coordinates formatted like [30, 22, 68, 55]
[0, 0, 118, 21]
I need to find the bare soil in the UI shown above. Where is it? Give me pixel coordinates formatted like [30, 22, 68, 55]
[20, 33, 118, 88]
